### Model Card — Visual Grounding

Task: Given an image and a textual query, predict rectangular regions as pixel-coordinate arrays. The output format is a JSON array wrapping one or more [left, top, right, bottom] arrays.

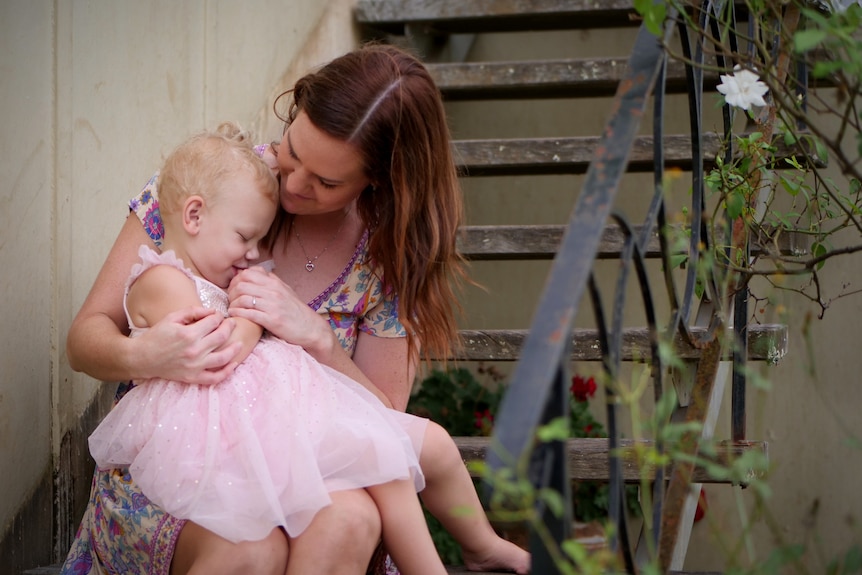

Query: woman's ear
[[183, 196, 205, 235]]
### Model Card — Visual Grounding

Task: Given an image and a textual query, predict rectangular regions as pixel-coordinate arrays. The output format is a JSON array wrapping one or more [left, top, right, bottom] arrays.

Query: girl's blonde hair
[[159, 121, 277, 216]]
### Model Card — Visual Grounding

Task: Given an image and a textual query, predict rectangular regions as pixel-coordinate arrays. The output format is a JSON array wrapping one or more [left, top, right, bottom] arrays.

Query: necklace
[[293, 208, 351, 272]]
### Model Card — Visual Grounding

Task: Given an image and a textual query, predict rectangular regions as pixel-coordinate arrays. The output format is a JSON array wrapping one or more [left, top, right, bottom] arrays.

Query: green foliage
[[408, 367, 642, 565], [634, 0, 862, 318], [632, 3, 862, 573], [408, 365, 505, 437]]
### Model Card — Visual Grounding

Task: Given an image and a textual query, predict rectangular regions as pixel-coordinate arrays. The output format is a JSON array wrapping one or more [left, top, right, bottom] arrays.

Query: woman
[[64, 43, 475, 575]]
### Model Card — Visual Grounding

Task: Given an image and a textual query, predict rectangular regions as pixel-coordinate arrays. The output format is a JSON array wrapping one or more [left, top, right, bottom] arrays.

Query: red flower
[[474, 408, 494, 433], [693, 489, 708, 523], [570, 375, 597, 402]]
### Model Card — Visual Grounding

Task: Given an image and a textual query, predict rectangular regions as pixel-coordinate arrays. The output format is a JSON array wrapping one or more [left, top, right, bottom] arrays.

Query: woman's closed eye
[[286, 128, 348, 191]]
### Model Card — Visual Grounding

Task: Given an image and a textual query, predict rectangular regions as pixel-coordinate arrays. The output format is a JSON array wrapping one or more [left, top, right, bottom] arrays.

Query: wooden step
[[430, 56, 832, 101], [22, 567, 60, 575], [356, 0, 645, 35], [453, 132, 824, 176], [429, 57, 715, 100], [449, 323, 788, 363], [455, 437, 767, 484], [459, 224, 809, 261]]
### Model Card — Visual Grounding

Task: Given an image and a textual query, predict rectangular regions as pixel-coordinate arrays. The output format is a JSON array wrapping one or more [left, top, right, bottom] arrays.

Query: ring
[[252, 297, 257, 308]]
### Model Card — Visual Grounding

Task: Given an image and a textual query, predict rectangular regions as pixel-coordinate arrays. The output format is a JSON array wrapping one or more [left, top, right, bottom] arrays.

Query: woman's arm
[[351, 332, 416, 412], [66, 214, 240, 384], [227, 268, 415, 409]]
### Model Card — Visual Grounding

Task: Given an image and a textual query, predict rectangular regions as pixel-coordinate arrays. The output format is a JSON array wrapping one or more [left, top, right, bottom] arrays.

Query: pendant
[[305, 261, 315, 272]]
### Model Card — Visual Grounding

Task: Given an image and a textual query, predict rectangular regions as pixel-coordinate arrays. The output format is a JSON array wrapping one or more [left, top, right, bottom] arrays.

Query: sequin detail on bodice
[[195, 278, 229, 317], [124, 246, 231, 336]]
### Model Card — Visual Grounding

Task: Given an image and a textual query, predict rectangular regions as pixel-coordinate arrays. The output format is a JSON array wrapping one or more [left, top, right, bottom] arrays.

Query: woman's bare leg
[[172, 488, 381, 575], [286, 489, 382, 575], [420, 421, 531, 574], [366, 479, 447, 575], [171, 522, 288, 575]]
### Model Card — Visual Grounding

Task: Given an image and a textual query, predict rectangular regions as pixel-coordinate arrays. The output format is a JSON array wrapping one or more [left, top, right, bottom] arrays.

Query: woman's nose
[[283, 168, 311, 194]]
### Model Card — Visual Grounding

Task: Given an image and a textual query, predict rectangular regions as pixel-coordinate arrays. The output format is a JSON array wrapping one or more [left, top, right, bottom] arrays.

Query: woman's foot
[[461, 537, 530, 574]]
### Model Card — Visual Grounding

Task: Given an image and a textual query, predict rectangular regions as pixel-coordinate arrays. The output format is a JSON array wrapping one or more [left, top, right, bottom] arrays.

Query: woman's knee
[[172, 523, 288, 575], [286, 489, 381, 571], [327, 489, 382, 545], [228, 532, 289, 575]]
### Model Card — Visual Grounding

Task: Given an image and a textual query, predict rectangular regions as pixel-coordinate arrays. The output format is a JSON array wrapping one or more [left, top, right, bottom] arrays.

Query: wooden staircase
[[355, 1, 809, 574]]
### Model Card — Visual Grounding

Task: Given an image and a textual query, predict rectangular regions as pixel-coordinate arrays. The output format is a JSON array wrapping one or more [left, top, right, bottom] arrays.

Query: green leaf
[[812, 242, 828, 270], [780, 175, 801, 197], [561, 539, 588, 564], [763, 544, 806, 572], [726, 189, 745, 219], [844, 436, 862, 450], [538, 487, 565, 517], [815, 137, 829, 164], [813, 60, 846, 78], [842, 544, 862, 574], [536, 417, 571, 442], [634, 0, 666, 36], [794, 28, 828, 52]]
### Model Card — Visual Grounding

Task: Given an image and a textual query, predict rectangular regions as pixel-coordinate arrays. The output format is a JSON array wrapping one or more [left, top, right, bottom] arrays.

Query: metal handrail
[[484, 2, 755, 572]]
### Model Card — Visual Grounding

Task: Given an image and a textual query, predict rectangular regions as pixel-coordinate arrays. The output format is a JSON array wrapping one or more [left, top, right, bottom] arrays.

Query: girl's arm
[[66, 214, 241, 385], [127, 265, 263, 366]]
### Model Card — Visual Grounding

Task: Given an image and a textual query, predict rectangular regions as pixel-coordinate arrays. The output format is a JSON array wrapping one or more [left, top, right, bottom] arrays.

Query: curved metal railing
[[485, 2, 759, 572]]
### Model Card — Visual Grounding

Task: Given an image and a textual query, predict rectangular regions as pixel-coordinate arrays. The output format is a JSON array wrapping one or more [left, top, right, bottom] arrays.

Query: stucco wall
[[1, 0, 359, 568], [0, 0, 55, 548]]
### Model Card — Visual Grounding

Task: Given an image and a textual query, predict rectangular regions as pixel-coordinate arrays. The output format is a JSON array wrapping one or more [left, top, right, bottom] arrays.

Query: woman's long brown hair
[[272, 43, 467, 364]]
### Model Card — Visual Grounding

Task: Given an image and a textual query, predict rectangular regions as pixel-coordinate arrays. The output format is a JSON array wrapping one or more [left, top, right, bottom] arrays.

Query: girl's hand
[[227, 267, 334, 355], [137, 307, 240, 385]]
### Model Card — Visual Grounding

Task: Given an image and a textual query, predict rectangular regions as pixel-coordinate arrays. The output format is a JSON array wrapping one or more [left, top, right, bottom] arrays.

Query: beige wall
[[1, 0, 55, 535], [1, 0, 359, 564]]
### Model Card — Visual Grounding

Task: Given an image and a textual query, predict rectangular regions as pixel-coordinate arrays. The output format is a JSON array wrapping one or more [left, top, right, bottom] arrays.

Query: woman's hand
[[67, 214, 240, 386], [227, 267, 334, 354], [135, 307, 241, 385]]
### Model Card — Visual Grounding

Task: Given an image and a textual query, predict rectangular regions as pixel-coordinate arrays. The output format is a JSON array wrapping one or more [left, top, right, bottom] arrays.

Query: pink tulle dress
[[88, 246, 427, 543]]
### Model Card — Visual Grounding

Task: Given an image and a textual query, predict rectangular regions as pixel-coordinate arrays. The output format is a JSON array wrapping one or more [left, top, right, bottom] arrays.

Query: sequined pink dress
[[88, 246, 426, 543]]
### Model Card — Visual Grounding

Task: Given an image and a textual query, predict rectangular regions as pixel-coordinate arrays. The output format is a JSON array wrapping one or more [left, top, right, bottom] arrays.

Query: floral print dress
[[61, 170, 406, 575]]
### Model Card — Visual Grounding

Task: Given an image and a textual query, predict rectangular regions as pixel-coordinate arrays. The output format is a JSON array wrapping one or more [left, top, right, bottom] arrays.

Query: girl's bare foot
[[461, 537, 530, 574]]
